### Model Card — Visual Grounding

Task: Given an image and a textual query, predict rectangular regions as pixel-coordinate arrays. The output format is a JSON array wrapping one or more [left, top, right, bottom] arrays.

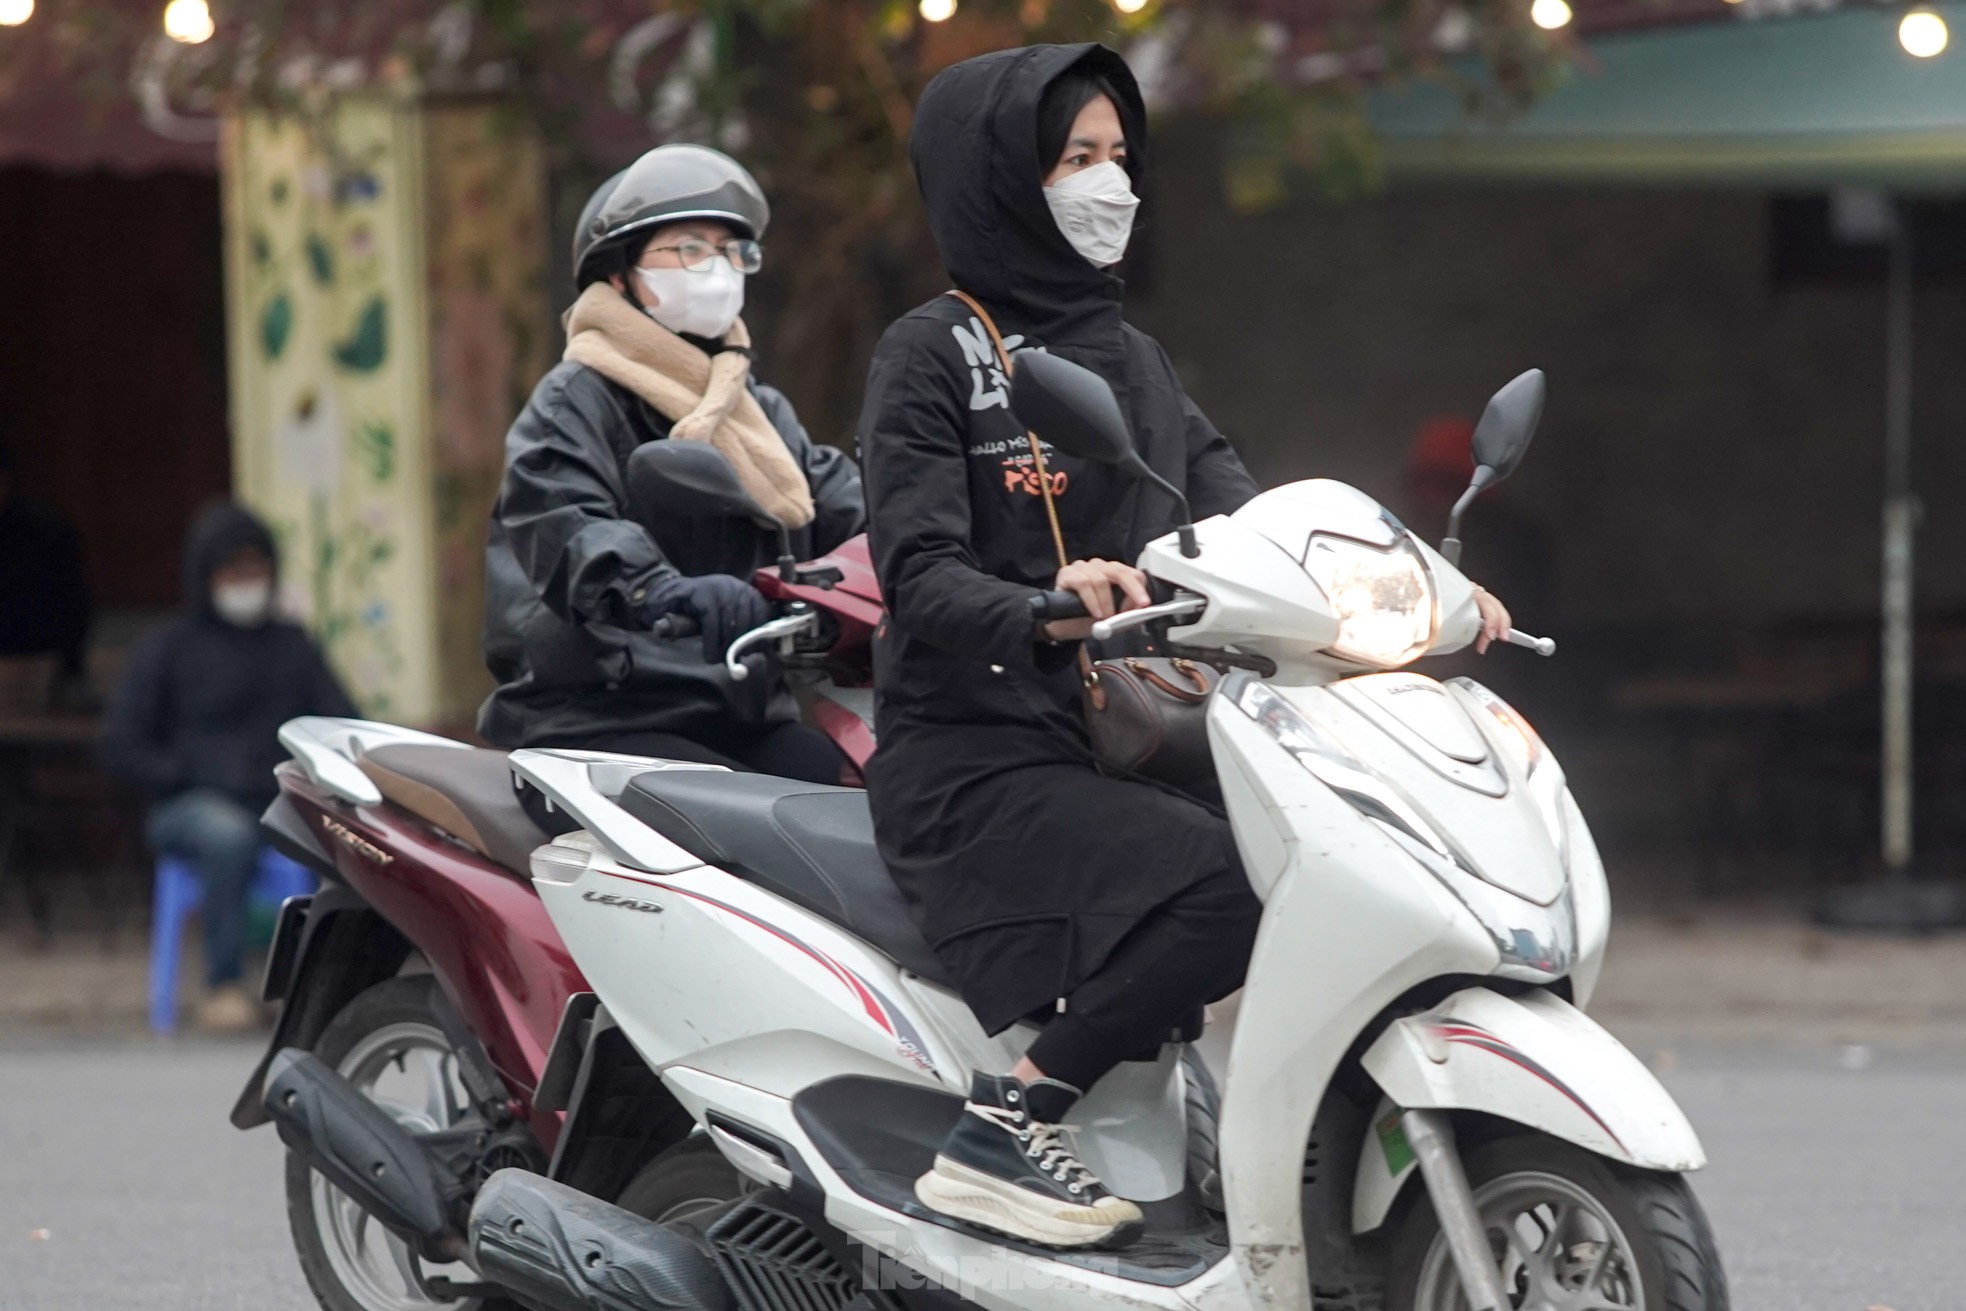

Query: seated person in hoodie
[[480, 145, 863, 785], [102, 503, 355, 1032]]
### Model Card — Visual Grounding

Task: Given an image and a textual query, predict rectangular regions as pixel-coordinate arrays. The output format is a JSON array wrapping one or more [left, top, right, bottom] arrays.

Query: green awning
[[1373, 4, 1966, 188]]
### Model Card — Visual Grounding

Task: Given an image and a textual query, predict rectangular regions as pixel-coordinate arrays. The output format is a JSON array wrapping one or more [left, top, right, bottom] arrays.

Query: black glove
[[641, 575, 772, 665]]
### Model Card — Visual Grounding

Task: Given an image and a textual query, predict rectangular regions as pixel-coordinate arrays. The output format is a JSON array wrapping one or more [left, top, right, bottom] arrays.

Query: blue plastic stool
[[149, 849, 317, 1035]]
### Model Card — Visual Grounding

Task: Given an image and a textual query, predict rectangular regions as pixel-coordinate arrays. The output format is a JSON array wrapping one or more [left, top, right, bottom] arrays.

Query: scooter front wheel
[[1386, 1134, 1728, 1311]]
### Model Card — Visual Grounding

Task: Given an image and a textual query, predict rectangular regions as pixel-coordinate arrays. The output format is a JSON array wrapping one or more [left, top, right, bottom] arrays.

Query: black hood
[[909, 43, 1145, 347], [182, 502, 279, 616]]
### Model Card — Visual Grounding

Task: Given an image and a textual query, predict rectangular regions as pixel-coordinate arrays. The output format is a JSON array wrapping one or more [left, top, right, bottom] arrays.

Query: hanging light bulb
[[163, 0, 215, 44], [0, 0, 33, 26], [1531, 0, 1573, 29], [1113, 0, 1150, 12], [918, 0, 956, 21], [1900, 8, 1948, 57]]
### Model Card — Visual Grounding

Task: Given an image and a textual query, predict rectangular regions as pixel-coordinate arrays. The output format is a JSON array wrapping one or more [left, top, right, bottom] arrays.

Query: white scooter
[[463, 357, 1726, 1311]]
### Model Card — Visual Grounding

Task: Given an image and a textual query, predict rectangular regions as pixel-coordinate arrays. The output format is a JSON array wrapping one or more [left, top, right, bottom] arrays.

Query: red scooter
[[233, 445, 889, 1311]]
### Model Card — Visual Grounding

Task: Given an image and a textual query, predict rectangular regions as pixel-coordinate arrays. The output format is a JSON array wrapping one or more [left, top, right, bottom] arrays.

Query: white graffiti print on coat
[[952, 317, 1033, 412]]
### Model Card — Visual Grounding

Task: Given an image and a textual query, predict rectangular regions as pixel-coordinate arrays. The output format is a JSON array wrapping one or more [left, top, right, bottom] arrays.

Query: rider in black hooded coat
[[859, 43, 1265, 1243]]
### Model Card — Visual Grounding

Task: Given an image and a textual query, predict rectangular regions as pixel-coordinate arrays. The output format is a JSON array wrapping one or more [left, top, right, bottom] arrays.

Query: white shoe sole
[[914, 1158, 1142, 1249]]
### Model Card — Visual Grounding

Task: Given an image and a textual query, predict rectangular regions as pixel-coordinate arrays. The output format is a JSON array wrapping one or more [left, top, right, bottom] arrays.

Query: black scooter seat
[[618, 771, 952, 987]]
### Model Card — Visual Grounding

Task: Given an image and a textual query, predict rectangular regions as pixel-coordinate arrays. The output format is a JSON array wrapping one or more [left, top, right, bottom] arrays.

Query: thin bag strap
[[945, 291, 1070, 572], [946, 290, 1103, 706]]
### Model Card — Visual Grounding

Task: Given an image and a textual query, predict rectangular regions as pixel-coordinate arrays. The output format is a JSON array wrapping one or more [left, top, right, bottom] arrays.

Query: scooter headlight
[[1302, 535, 1436, 668]]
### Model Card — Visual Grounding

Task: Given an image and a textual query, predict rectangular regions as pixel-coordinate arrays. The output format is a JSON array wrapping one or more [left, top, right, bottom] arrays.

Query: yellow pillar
[[220, 95, 551, 728]]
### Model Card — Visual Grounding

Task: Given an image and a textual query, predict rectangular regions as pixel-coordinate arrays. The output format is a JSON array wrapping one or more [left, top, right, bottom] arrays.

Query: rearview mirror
[[626, 440, 796, 579], [626, 441, 775, 529], [1470, 368, 1545, 482], [1008, 350, 1136, 468], [1441, 368, 1546, 567], [1009, 350, 1199, 556]]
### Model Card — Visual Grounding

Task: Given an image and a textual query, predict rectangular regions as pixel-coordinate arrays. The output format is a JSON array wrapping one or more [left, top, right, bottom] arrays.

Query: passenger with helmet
[[481, 145, 864, 784]]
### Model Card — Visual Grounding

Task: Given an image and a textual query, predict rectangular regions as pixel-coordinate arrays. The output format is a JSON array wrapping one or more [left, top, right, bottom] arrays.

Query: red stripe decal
[[1432, 1024, 1493, 1042], [1437, 1025, 1627, 1153], [655, 883, 895, 1036]]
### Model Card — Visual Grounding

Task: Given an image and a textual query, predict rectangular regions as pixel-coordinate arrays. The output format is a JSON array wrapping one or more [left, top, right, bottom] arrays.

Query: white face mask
[[212, 580, 273, 628], [637, 257, 746, 340], [1044, 160, 1140, 268]]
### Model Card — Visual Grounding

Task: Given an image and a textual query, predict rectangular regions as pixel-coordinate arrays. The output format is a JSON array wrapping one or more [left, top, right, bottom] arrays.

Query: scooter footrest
[[790, 1076, 1230, 1288]]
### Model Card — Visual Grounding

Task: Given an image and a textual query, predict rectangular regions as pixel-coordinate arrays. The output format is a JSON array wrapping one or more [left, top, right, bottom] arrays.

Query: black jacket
[[478, 356, 863, 749], [859, 44, 1260, 1032], [101, 505, 356, 814]]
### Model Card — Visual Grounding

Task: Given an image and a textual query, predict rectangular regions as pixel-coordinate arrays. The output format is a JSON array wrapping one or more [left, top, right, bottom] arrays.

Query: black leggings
[[519, 721, 847, 830], [1024, 865, 1262, 1093]]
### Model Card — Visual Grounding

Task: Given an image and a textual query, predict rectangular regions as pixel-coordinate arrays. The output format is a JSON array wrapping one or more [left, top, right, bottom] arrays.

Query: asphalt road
[[0, 1034, 1955, 1310]]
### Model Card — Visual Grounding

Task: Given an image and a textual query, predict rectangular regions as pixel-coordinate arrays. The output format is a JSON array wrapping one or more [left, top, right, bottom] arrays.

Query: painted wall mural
[[222, 97, 549, 727], [424, 105, 553, 720]]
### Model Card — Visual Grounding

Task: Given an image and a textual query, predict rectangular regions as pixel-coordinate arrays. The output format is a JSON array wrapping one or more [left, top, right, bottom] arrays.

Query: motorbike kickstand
[[411, 1253, 498, 1304]]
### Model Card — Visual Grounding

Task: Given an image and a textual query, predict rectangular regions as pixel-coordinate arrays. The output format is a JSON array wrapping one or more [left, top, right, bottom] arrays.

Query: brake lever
[[1089, 595, 1207, 643], [726, 612, 817, 682]]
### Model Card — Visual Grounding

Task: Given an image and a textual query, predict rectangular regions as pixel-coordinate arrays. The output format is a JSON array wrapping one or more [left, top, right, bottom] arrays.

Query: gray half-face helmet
[[572, 144, 771, 289]]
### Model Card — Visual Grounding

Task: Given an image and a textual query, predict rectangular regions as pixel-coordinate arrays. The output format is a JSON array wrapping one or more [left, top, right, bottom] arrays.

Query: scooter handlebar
[[1504, 628, 1556, 657], [1029, 590, 1089, 621]]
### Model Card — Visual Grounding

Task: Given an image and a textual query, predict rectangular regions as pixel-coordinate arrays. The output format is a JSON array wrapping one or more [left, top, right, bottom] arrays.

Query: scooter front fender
[[1353, 986, 1704, 1233]]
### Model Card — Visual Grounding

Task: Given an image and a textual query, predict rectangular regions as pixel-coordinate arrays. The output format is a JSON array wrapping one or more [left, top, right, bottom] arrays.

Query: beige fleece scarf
[[563, 284, 815, 528]]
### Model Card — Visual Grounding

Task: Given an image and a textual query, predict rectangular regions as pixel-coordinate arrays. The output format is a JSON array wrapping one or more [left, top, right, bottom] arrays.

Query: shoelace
[[970, 1103, 1099, 1193], [1025, 1120, 1098, 1191]]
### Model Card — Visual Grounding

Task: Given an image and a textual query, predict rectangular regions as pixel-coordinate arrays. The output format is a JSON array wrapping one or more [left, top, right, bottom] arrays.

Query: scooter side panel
[[1360, 986, 1706, 1193], [896, 974, 1033, 1079], [1209, 701, 1499, 1311], [535, 861, 954, 1089], [671, 1030, 945, 1099], [288, 779, 586, 1101]]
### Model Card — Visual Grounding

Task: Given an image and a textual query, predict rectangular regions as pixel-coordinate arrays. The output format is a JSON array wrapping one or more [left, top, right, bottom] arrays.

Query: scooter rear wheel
[[283, 975, 520, 1311], [1385, 1133, 1728, 1311], [614, 1135, 756, 1225]]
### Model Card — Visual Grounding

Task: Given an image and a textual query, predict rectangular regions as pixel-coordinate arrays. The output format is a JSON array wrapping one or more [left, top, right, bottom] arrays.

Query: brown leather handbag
[[1080, 654, 1219, 785], [947, 290, 1219, 786]]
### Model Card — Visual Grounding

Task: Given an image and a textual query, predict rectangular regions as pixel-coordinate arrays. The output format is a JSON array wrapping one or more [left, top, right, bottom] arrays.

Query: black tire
[[1385, 1133, 1728, 1311], [615, 1136, 754, 1226], [283, 975, 520, 1311], [1179, 1047, 1225, 1212]]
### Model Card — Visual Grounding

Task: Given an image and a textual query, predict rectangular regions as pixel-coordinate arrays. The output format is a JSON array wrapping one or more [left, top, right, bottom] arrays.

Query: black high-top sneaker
[[914, 1072, 1144, 1249]]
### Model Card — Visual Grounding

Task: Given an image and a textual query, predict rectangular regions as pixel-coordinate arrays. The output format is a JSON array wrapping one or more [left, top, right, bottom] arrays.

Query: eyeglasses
[[641, 238, 764, 275]]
